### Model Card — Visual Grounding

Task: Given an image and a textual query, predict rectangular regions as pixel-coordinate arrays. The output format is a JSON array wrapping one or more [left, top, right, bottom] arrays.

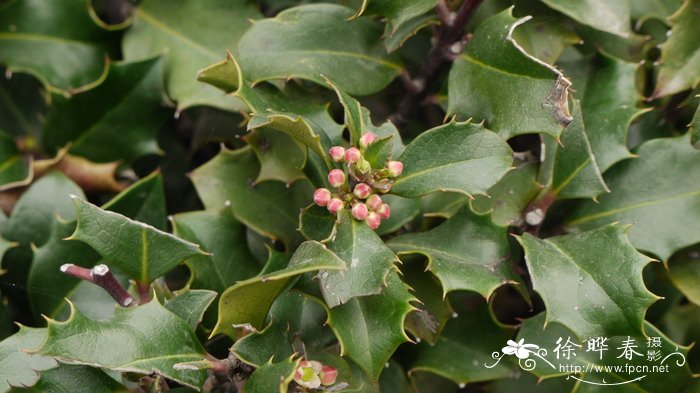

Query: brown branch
[[60, 263, 136, 307], [390, 0, 483, 128]]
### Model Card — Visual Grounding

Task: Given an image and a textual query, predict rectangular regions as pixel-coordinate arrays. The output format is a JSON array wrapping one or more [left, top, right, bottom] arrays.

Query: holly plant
[[0, 0, 699, 392]]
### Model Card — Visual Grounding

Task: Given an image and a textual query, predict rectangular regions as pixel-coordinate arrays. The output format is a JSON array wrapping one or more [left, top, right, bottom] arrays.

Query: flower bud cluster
[[294, 360, 338, 389], [312, 132, 403, 230]]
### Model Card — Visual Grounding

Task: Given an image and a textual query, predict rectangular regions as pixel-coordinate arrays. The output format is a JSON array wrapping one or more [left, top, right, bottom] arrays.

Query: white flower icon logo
[[502, 339, 540, 359]]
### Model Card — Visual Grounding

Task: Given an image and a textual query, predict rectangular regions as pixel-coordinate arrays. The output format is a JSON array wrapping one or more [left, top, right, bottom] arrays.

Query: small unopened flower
[[376, 203, 391, 219], [366, 194, 383, 210], [320, 365, 338, 386], [329, 146, 345, 162], [295, 361, 323, 389], [327, 198, 345, 214], [366, 211, 381, 229], [328, 169, 346, 188], [313, 188, 332, 206], [359, 132, 377, 148], [355, 158, 372, 175], [387, 161, 404, 177], [345, 147, 361, 164], [354, 183, 371, 199], [352, 203, 369, 220]]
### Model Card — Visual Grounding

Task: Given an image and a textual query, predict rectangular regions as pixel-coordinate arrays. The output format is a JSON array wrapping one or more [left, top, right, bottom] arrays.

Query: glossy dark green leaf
[[539, 100, 609, 200], [245, 357, 299, 393], [244, 128, 307, 185], [190, 146, 312, 249], [42, 57, 168, 163], [470, 162, 541, 226], [356, 0, 436, 34], [509, 15, 579, 65], [448, 8, 572, 140], [390, 206, 522, 298], [376, 194, 420, 235], [539, 0, 633, 37], [652, 0, 700, 98], [0, 131, 29, 188], [4, 171, 83, 246], [12, 364, 127, 393], [321, 210, 399, 307], [691, 97, 699, 148], [299, 204, 336, 242], [69, 197, 205, 284], [0, 71, 45, 137], [171, 209, 259, 294], [325, 272, 416, 381], [560, 51, 649, 172], [408, 302, 514, 385], [164, 289, 217, 329], [567, 135, 700, 261], [0, 327, 57, 392], [100, 171, 168, 231], [38, 299, 207, 389], [0, 0, 114, 94], [391, 120, 513, 198], [401, 261, 453, 345], [517, 224, 658, 339], [123, 0, 260, 111], [212, 241, 345, 337], [665, 248, 700, 305], [237, 4, 402, 96]]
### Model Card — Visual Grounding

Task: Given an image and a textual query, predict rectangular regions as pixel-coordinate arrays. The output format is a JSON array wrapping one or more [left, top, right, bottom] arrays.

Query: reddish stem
[[137, 282, 152, 304], [60, 263, 136, 307]]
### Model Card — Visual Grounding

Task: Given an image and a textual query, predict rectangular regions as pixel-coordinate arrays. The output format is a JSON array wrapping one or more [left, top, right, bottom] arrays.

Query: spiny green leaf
[[539, 0, 633, 37], [244, 128, 307, 185], [190, 146, 312, 249], [321, 210, 399, 307], [652, 0, 700, 98], [68, 197, 205, 284], [407, 302, 514, 386], [560, 51, 649, 172], [212, 241, 345, 337], [237, 4, 402, 96], [389, 206, 522, 298], [664, 248, 700, 305], [470, 162, 541, 227], [0, 131, 29, 189], [245, 357, 300, 393], [448, 8, 572, 140], [517, 224, 658, 339], [691, 96, 700, 148], [539, 100, 609, 200], [566, 135, 700, 261], [12, 364, 127, 393], [171, 208, 260, 295], [38, 299, 208, 389], [164, 289, 217, 329], [391, 120, 513, 198], [4, 171, 83, 246], [299, 204, 336, 242], [0, 327, 57, 392], [325, 78, 364, 146], [376, 194, 420, 236], [0, 70, 46, 137], [0, 0, 115, 94], [355, 0, 436, 34], [123, 0, 260, 111], [42, 57, 169, 163], [324, 272, 416, 381], [401, 261, 453, 345]]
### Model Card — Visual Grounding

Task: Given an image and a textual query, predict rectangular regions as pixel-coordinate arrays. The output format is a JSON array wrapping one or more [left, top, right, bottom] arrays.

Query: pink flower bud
[[376, 203, 391, 219], [365, 211, 381, 229], [327, 198, 344, 214], [320, 365, 338, 386], [387, 161, 404, 177], [353, 183, 371, 199], [345, 147, 361, 164], [329, 146, 345, 162], [351, 203, 369, 220], [313, 188, 332, 206], [366, 194, 383, 210], [328, 169, 346, 188], [359, 132, 377, 148]]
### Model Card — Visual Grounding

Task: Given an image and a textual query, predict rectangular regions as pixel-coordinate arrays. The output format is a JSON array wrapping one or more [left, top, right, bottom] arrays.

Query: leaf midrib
[[245, 49, 402, 71], [135, 8, 219, 59], [395, 155, 501, 184]]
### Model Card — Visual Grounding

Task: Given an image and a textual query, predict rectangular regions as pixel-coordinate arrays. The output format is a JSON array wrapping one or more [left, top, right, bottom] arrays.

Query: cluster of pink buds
[[294, 360, 338, 389], [312, 132, 403, 230]]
